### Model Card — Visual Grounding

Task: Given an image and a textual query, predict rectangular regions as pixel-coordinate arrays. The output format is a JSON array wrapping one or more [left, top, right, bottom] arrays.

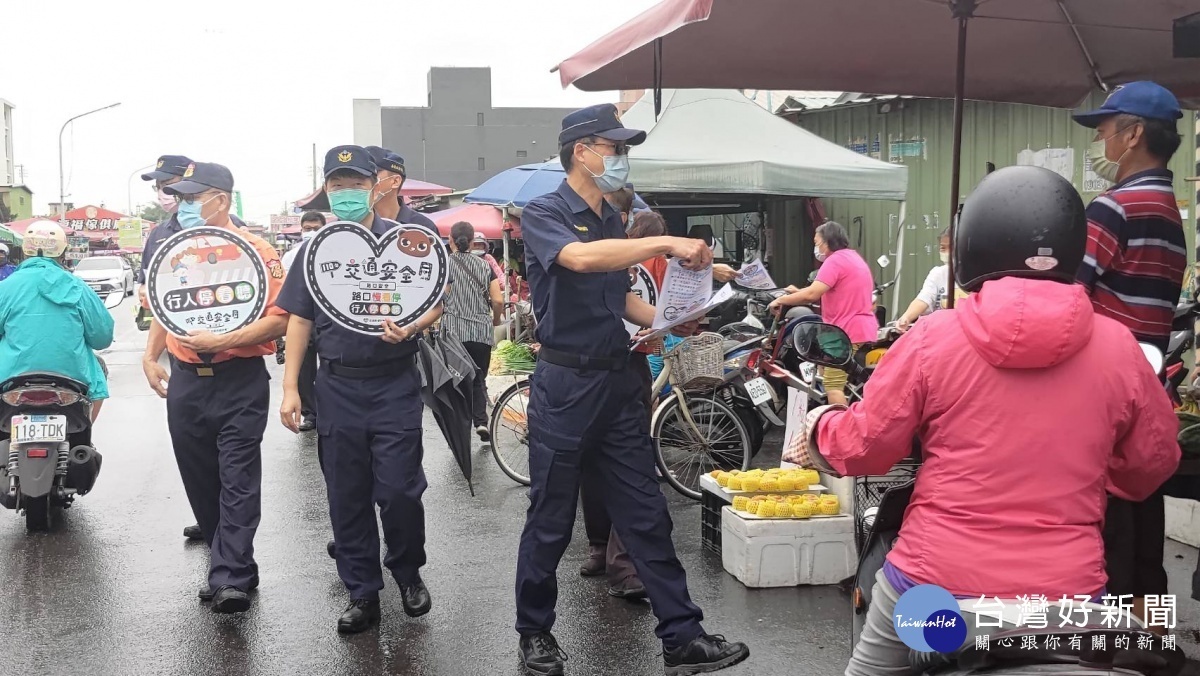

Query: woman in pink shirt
[[768, 221, 877, 404]]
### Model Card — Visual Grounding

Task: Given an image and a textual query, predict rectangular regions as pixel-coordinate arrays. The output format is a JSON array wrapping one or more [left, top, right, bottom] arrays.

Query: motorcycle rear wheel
[[24, 495, 51, 533]]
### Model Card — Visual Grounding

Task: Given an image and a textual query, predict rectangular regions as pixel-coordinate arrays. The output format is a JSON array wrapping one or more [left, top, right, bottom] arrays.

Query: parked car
[[72, 256, 134, 297]]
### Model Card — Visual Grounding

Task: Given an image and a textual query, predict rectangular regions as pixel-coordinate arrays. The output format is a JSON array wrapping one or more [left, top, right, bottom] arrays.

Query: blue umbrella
[[465, 161, 651, 211]]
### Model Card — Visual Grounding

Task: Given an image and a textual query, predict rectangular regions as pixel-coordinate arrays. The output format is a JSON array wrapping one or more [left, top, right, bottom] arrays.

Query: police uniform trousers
[[578, 353, 653, 585], [316, 359, 427, 600], [167, 357, 267, 591], [515, 359, 704, 647]]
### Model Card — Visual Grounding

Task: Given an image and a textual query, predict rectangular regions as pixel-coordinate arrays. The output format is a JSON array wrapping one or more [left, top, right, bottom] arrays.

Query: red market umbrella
[[430, 203, 522, 240], [554, 0, 1200, 307]]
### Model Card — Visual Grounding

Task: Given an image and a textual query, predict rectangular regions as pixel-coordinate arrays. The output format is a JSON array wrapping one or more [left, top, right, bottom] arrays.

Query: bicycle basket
[[666, 332, 725, 390]]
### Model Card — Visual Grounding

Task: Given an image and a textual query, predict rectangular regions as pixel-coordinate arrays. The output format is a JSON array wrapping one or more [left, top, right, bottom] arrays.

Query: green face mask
[[329, 188, 372, 222]]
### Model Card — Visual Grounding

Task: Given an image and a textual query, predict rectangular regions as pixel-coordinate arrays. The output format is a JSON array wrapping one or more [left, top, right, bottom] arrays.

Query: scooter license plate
[[11, 415, 67, 444], [744, 378, 773, 406]]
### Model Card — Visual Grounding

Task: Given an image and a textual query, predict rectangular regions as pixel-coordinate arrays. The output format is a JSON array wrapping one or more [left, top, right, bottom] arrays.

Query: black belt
[[326, 358, 413, 379], [538, 347, 629, 371], [172, 356, 260, 377]]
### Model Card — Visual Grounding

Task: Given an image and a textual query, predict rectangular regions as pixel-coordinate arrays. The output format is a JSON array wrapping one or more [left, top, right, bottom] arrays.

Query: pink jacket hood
[[958, 278, 1093, 370]]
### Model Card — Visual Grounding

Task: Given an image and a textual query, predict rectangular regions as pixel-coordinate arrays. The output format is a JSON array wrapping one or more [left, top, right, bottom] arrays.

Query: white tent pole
[[890, 202, 907, 317]]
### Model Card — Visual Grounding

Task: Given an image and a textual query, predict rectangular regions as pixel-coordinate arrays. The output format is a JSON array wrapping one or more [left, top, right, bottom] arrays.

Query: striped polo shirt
[[1076, 168, 1186, 351], [441, 252, 497, 346]]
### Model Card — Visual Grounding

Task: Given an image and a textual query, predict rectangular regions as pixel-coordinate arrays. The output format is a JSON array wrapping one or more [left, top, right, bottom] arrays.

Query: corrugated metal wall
[[784, 93, 1197, 317]]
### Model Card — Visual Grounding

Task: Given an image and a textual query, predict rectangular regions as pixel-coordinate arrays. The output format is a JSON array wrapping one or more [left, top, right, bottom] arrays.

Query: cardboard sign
[[146, 226, 268, 337], [303, 221, 449, 335], [625, 264, 659, 338]]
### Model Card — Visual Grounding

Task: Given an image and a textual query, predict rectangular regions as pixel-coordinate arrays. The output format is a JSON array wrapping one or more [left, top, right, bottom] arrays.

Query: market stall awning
[[430, 203, 522, 239], [5, 205, 134, 241], [0, 224, 21, 247], [622, 88, 908, 201]]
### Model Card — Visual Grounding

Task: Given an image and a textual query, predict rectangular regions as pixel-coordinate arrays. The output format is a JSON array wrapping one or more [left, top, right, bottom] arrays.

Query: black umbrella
[[417, 332, 476, 496]]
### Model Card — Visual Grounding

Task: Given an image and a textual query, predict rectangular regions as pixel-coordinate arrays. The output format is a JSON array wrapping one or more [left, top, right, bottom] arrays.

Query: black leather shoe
[[199, 575, 259, 602], [183, 524, 203, 541], [475, 425, 490, 441], [607, 580, 647, 601], [211, 586, 251, 614], [519, 632, 566, 676], [337, 599, 380, 634], [579, 548, 605, 577], [298, 416, 316, 432], [663, 633, 749, 675], [327, 540, 336, 559], [399, 579, 431, 618]]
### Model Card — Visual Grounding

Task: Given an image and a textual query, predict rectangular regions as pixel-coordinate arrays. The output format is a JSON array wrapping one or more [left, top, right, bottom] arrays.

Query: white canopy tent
[[622, 88, 908, 201]]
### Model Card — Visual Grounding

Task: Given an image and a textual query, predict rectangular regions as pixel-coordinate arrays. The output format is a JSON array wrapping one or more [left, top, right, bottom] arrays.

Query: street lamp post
[[58, 102, 122, 218], [127, 164, 155, 215]]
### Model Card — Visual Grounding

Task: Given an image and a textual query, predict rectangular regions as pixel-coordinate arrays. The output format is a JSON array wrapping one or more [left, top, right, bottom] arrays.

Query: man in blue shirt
[[278, 145, 442, 634], [514, 104, 749, 676]]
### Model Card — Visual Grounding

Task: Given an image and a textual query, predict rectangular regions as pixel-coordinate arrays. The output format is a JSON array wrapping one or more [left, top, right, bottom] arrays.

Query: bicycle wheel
[[489, 379, 532, 486], [652, 393, 752, 500]]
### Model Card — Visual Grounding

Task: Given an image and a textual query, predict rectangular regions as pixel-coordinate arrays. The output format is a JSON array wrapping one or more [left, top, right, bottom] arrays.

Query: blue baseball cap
[[142, 154, 193, 181], [323, 145, 376, 179], [1073, 81, 1184, 128], [558, 103, 646, 147], [164, 162, 235, 195]]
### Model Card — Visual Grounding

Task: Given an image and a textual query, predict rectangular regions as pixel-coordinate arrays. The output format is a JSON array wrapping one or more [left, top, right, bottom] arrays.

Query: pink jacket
[[815, 277, 1180, 598]]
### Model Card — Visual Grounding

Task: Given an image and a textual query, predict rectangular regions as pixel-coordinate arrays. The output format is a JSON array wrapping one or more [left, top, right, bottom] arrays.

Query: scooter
[[792, 324, 1184, 674], [0, 373, 102, 532]]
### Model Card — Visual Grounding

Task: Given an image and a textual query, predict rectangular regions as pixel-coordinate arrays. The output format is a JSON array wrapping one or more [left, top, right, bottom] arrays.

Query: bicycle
[[650, 333, 754, 500], [488, 372, 533, 486]]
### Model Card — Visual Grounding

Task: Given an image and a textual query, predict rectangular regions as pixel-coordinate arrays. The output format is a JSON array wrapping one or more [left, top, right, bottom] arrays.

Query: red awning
[[4, 206, 134, 241], [430, 203, 521, 240]]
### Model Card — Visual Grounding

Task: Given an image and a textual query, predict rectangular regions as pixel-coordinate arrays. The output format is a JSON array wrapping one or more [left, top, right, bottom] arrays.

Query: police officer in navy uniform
[[139, 154, 253, 543], [363, 146, 438, 231], [141, 162, 290, 614], [278, 145, 440, 634], [514, 104, 749, 675]]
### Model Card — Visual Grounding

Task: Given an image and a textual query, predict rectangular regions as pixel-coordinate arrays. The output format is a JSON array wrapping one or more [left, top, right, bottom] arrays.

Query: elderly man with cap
[[278, 145, 441, 634], [364, 146, 438, 232], [140, 162, 290, 614], [513, 104, 749, 676], [1072, 81, 1188, 629]]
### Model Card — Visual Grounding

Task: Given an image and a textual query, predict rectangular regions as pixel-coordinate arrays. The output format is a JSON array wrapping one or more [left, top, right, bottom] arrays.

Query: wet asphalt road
[[0, 298, 1198, 676]]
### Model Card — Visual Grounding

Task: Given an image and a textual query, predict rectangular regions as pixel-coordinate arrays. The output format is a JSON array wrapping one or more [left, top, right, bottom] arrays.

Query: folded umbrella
[[417, 336, 475, 495]]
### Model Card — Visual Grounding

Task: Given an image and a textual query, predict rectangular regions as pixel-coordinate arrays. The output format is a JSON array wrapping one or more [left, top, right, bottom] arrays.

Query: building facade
[[353, 67, 578, 191], [0, 185, 33, 221]]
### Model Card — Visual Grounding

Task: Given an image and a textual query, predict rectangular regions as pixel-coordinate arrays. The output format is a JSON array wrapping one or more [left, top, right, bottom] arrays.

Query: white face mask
[[301, 230, 317, 241], [814, 246, 827, 263], [1089, 126, 1134, 184], [939, 251, 949, 264]]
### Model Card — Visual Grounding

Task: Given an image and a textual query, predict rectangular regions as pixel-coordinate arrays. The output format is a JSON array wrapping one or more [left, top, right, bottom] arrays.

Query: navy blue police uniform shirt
[[276, 215, 422, 367], [142, 213, 249, 273], [521, 180, 631, 357], [398, 204, 437, 232]]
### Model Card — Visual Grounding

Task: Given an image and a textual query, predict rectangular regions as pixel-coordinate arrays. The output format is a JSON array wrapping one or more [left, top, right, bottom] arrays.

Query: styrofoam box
[[721, 506, 855, 587]]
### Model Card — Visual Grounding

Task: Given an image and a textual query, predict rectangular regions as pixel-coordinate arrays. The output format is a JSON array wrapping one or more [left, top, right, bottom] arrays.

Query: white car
[[73, 256, 134, 297]]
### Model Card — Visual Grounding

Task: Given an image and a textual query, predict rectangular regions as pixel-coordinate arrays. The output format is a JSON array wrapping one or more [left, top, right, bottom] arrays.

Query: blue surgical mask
[[329, 188, 372, 222], [177, 196, 216, 229], [585, 146, 631, 193]]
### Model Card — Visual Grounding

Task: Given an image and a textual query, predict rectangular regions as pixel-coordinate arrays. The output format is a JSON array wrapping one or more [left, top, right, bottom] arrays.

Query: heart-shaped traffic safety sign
[[304, 221, 449, 335], [625, 264, 658, 338], [146, 226, 268, 337]]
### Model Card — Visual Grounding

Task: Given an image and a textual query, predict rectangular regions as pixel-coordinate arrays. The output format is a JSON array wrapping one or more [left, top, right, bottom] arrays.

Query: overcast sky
[[5, 0, 659, 223]]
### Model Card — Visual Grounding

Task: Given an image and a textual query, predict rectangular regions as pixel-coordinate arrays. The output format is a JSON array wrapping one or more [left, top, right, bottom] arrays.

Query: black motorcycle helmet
[[953, 165, 1086, 292]]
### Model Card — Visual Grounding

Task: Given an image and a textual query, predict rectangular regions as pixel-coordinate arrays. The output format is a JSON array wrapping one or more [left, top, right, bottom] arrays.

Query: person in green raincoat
[[0, 220, 113, 420]]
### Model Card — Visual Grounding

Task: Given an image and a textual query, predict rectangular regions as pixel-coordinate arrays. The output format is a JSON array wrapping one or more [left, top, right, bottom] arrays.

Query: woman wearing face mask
[[767, 221, 878, 406], [895, 228, 956, 331], [443, 221, 504, 439]]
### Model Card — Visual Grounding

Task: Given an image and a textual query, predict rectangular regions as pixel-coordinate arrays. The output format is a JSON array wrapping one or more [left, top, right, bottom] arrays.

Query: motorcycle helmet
[[22, 220, 69, 259], [0, 243, 8, 260], [953, 165, 1085, 292]]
